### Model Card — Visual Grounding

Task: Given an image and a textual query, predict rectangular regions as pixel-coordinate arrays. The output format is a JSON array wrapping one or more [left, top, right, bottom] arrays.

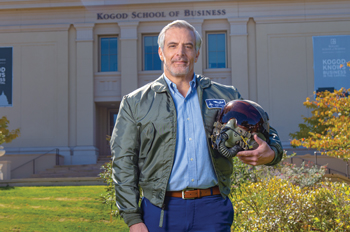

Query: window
[[207, 33, 226, 69], [100, 37, 118, 72], [144, 35, 162, 71]]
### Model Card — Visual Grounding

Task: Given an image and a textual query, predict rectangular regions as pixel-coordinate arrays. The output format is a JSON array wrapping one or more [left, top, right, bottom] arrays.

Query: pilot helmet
[[210, 100, 270, 158]]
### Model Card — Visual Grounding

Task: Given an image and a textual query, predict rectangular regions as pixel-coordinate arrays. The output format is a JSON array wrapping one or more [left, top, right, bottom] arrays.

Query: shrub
[[277, 161, 326, 188], [99, 160, 142, 220], [231, 152, 327, 190], [99, 161, 120, 221], [230, 178, 350, 231]]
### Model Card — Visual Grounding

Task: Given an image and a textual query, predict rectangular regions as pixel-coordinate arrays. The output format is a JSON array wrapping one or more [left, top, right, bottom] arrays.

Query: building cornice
[[0, 1, 349, 28], [254, 14, 350, 24], [0, 0, 232, 10], [0, 23, 71, 33]]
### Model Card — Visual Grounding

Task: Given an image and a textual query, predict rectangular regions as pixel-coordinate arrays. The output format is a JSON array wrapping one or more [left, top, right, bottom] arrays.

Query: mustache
[[171, 59, 188, 63]]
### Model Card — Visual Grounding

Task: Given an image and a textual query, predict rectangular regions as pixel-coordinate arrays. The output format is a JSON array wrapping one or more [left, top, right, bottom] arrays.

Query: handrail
[[314, 151, 349, 178], [290, 156, 349, 179], [11, 148, 60, 174]]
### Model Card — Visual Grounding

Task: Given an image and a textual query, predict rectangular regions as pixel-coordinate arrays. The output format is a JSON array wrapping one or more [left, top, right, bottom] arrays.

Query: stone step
[[34, 169, 101, 174], [98, 156, 112, 162], [39, 169, 102, 174], [31, 171, 102, 178], [31, 172, 101, 178], [98, 158, 111, 162], [50, 165, 104, 170], [30, 157, 111, 179]]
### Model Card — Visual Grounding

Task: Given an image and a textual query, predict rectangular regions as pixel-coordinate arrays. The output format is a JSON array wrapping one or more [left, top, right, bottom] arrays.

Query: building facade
[[1, 0, 350, 166]]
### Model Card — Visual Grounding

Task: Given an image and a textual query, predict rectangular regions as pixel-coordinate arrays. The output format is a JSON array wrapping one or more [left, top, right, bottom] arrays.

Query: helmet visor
[[217, 100, 264, 133]]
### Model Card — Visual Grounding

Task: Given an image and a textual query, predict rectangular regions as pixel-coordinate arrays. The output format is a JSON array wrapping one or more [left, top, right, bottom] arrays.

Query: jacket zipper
[[197, 81, 221, 188]]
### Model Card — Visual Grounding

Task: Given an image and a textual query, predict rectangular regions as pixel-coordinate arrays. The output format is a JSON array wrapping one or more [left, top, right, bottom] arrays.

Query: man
[[110, 20, 283, 232]]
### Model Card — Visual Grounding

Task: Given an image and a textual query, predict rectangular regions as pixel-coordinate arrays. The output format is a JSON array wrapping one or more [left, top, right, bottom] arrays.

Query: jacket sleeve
[[265, 125, 284, 166], [110, 96, 142, 227], [233, 87, 283, 166]]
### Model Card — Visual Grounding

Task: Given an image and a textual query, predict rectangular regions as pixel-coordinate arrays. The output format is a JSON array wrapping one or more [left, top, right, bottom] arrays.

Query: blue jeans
[[141, 195, 234, 232]]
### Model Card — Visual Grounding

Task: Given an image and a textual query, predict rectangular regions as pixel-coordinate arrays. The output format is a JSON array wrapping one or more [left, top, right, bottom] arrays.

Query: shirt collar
[[163, 73, 197, 94]]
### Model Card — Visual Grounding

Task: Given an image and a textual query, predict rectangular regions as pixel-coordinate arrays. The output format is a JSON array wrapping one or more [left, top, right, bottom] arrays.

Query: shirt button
[[191, 179, 194, 182], [190, 158, 193, 161], [189, 138, 192, 141], [187, 118, 190, 121]]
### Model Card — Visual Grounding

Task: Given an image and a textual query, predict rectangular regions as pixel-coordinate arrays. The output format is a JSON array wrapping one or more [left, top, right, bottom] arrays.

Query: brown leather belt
[[165, 186, 220, 199]]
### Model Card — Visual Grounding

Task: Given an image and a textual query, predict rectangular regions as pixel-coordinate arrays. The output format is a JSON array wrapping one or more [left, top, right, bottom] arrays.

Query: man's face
[[159, 27, 199, 79]]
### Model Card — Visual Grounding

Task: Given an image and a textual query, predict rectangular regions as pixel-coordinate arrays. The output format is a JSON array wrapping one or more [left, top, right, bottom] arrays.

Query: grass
[[0, 185, 129, 232]]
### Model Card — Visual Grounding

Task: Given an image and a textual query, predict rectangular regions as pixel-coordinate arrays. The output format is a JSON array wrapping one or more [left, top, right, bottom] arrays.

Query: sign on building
[[313, 35, 350, 92], [0, 47, 13, 107]]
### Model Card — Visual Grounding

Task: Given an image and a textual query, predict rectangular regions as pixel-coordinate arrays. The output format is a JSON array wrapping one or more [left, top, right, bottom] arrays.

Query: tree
[[0, 116, 20, 145], [290, 88, 350, 161]]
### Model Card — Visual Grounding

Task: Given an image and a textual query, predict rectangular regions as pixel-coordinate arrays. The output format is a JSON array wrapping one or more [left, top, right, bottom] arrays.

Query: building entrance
[[96, 102, 120, 158]]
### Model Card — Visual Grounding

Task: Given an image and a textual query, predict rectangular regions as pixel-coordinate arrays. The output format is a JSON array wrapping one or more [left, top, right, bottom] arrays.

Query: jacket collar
[[151, 74, 168, 93], [151, 74, 211, 93], [196, 74, 211, 89]]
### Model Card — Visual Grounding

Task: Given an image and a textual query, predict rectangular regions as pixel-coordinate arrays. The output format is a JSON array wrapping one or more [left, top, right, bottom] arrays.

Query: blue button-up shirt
[[164, 74, 218, 191]]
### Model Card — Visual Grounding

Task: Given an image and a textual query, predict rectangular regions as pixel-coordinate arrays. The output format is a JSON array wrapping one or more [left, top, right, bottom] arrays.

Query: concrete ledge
[[0, 177, 105, 187]]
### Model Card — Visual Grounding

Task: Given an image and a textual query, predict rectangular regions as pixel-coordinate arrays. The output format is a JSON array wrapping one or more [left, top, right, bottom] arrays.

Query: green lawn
[[0, 185, 129, 232]]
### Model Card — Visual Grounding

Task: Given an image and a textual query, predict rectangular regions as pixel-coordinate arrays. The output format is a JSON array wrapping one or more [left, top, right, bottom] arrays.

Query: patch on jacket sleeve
[[205, 99, 226, 109]]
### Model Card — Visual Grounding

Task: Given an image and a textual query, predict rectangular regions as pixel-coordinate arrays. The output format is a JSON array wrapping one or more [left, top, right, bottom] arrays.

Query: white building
[[0, 0, 349, 169]]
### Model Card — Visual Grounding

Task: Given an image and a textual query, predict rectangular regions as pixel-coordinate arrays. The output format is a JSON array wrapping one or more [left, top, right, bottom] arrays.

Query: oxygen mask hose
[[217, 129, 243, 158]]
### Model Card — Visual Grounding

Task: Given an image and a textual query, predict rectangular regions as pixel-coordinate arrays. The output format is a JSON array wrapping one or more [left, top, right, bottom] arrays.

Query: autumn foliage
[[231, 177, 350, 231], [290, 88, 350, 160], [0, 116, 20, 145]]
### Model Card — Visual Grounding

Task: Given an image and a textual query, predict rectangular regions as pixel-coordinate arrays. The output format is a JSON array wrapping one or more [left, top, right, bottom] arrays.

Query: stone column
[[72, 23, 98, 165], [119, 21, 139, 97], [0, 161, 11, 180], [187, 19, 204, 75], [228, 18, 250, 98]]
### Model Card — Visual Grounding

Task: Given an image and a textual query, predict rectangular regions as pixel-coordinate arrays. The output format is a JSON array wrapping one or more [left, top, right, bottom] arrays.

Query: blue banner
[[0, 47, 13, 107], [313, 35, 350, 92]]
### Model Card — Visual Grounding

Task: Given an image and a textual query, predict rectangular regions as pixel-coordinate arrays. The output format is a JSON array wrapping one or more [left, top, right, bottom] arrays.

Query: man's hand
[[236, 134, 275, 166], [130, 222, 149, 232]]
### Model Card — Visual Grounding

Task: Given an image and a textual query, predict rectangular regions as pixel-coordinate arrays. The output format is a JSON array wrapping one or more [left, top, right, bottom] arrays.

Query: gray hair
[[158, 20, 202, 52]]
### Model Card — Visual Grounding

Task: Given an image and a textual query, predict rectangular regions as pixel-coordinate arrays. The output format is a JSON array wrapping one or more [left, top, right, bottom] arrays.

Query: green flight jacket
[[110, 74, 283, 227]]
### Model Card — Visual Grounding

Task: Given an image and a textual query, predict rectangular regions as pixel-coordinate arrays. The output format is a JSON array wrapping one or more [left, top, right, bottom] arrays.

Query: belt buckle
[[182, 188, 195, 200]]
